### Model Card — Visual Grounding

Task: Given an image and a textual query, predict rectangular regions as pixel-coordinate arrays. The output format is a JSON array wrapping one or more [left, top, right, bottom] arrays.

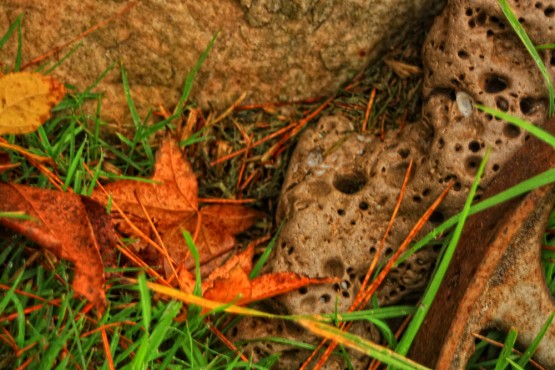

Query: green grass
[[1, 5, 555, 369]]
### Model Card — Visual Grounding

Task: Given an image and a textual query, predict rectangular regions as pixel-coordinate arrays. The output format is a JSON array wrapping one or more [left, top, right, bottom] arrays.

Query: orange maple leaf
[[179, 244, 338, 309], [0, 183, 117, 312], [92, 137, 261, 276]]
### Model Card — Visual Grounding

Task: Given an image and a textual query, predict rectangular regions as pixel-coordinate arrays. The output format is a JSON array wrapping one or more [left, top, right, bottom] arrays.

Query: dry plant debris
[[92, 137, 262, 276]]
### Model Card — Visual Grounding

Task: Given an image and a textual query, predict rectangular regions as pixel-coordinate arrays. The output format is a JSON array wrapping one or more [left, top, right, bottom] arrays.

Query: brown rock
[[271, 0, 554, 316], [235, 0, 555, 367], [0, 0, 444, 126]]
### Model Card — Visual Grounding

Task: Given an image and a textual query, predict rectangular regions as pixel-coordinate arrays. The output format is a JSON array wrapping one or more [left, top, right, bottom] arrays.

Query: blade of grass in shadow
[[14, 15, 22, 71], [394, 147, 491, 356], [250, 220, 285, 279], [174, 33, 218, 115], [498, 0, 554, 115], [0, 14, 22, 51], [183, 230, 202, 297], [137, 272, 151, 332], [494, 327, 518, 370]]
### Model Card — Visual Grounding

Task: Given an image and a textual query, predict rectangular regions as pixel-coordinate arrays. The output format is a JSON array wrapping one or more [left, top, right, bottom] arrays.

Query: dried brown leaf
[[93, 136, 261, 276], [0, 183, 117, 312]]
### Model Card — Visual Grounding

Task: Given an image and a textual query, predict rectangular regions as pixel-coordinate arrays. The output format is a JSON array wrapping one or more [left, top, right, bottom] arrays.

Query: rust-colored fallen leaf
[[0, 72, 66, 135], [0, 182, 117, 312], [180, 244, 337, 308], [92, 137, 262, 276]]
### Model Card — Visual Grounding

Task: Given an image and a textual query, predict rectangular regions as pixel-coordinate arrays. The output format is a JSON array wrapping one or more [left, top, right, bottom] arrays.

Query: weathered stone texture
[[1, 0, 444, 125], [231, 0, 555, 367]]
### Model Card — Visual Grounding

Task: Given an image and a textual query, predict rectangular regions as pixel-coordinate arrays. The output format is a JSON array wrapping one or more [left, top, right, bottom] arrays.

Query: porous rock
[[233, 0, 555, 366], [0, 0, 444, 126]]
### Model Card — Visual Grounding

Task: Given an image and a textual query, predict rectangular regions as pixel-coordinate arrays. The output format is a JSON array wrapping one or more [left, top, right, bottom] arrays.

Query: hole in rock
[[503, 124, 521, 138], [492, 164, 500, 172], [465, 156, 482, 175], [287, 246, 295, 255], [323, 258, 344, 277], [298, 287, 308, 294], [333, 170, 367, 194], [230, 327, 238, 337], [341, 280, 350, 289], [423, 188, 431, 196], [535, 2, 543, 8], [468, 19, 476, 28], [545, 6, 554, 16], [484, 74, 509, 93], [458, 50, 469, 59], [342, 291, 350, 298], [359, 201, 369, 210], [429, 211, 445, 225], [438, 137, 445, 149], [320, 294, 331, 303], [468, 140, 481, 152], [454, 182, 462, 191], [398, 148, 410, 158], [519, 97, 544, 115], [495, 96, 509, 111], [466, 8, 473, 16], [476, 12, 487, 26], [337, 209, 345, 216], [413, 195, 422, 203], [333, 283, 340, 292]]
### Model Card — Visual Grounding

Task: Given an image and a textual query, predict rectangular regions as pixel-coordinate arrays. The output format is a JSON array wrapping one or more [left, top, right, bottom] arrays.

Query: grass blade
[[476, 104, 555, 148], [516, 312, 555, 367], [297, 319, 430, 370], [494, 328, 518, 370], [498, 0, 554, 115], [137, 272, 151, 332]]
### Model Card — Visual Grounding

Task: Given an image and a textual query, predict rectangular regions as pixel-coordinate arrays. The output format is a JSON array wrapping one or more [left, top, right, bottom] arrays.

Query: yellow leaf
[[0, 72, 65, 135]]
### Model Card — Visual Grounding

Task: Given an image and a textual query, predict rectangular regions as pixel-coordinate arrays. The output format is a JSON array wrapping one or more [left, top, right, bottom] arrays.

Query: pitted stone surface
[[236, 0, 555, 367], [1, 0, 444, 126], [270, 0, 554, 316]]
